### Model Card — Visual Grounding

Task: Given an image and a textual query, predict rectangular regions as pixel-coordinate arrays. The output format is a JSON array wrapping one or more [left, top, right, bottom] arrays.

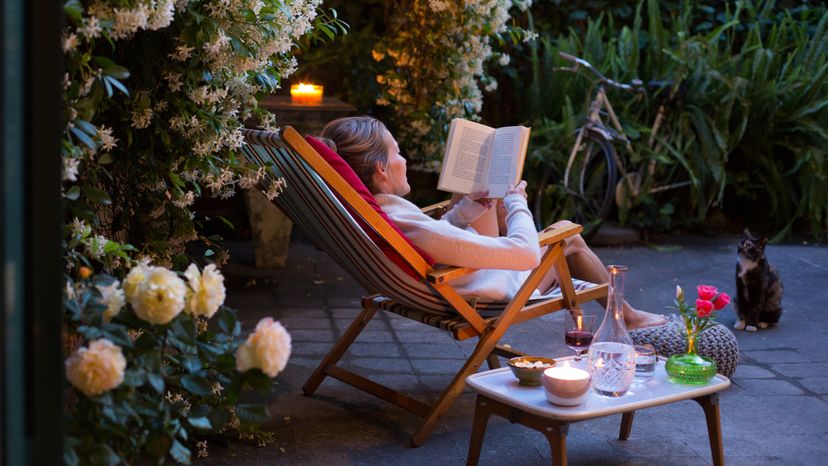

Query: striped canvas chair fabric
[[240, 126, 608, 446]]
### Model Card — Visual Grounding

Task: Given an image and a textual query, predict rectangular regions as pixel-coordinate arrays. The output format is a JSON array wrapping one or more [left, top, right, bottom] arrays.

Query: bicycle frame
[[560, 53, 690, 200]]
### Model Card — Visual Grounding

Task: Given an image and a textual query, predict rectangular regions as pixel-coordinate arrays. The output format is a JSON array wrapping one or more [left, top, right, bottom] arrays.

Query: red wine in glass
[[564, 313, 595, 361], [565, 330, 594, 349]]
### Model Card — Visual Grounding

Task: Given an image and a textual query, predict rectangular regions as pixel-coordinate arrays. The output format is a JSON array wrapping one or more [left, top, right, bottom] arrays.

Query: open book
[[437, 119, 531, 198]]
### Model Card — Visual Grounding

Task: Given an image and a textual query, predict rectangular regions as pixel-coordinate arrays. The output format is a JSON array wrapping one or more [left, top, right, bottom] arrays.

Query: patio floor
[[197, 234, 828, 465]]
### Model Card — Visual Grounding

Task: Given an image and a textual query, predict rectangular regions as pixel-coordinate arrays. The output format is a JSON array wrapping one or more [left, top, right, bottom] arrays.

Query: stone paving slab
[[197, 236, 828, 465]]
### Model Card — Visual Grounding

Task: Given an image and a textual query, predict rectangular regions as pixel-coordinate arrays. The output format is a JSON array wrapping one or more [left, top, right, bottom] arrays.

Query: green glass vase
[[665, 333, 717, 385]]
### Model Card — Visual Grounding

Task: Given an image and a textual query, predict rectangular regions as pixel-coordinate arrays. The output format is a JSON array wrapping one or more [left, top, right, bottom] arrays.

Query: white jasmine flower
[[85, 235, 108, 259], [498, 54, 510, 66], [262, 178, 286, 200], [63, 33, 79, 53], [148, 0, 175, 30], [172, 191, 195, 208], [130, 108, 153, 129], [169, 43, 195, 61], [97, 126, 118, 152], [164, 71, 183, 92], [235, 317, 291, 378], [96, 280, 125, 323], [63, 158, 80, 182], [78, 16, 103, 39], [65, 339, 126, 397]]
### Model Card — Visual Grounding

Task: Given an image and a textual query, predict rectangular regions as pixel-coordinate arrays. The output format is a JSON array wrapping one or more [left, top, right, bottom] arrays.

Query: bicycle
[[532, 52, 691, 238]]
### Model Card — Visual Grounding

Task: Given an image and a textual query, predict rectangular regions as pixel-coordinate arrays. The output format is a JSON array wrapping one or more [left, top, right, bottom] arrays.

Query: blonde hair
[[321, 116, 391, 193]]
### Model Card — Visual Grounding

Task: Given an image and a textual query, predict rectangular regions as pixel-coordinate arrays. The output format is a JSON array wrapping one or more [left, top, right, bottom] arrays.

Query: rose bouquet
[[674, 284, 731, 354], [666, 284, 731, 384]]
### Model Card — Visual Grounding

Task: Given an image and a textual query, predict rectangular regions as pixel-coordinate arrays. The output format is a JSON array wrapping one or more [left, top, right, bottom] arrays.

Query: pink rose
[[696, 299, 714, 318], [713, 292, 730, 310], [697, 285, 718, 301]]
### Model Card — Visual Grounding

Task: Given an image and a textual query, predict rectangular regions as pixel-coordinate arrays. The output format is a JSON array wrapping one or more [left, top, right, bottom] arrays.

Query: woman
[[321, 116, 665, 329]]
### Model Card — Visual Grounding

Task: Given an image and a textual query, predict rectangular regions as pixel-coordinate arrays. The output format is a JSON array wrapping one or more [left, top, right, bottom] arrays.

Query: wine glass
[[564, 311, 595, 362]]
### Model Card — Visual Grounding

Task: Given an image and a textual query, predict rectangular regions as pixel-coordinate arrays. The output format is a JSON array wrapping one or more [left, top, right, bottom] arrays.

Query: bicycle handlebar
[[558, 52, 643, 92]]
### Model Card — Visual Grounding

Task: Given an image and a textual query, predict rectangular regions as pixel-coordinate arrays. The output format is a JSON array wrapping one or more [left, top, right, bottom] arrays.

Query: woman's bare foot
[[625, 309, 667, 330]]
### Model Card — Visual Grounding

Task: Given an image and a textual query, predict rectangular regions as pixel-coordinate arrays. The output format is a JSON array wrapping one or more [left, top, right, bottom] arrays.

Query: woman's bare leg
[[541, 220, 666, 330]]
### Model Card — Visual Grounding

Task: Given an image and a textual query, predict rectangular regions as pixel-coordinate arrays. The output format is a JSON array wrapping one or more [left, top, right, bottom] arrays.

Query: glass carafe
[[588, 265, 636, 397]]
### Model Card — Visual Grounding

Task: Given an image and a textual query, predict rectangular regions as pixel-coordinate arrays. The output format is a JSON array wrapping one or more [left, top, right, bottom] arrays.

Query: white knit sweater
[[375, 193, 542, 301]]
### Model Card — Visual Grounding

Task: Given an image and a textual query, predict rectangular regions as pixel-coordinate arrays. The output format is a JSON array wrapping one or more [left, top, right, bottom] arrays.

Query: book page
[[487, 126, 530, 198], [437, 120, 495, 194]]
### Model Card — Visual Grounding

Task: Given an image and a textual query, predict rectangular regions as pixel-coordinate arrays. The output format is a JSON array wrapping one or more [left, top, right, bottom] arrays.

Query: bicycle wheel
[[533, 131, 617, 241], [567, 131, 617, 238]]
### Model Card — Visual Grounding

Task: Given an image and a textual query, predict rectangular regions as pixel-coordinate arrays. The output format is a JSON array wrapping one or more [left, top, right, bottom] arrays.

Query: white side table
[[465, 356, 730, 466]]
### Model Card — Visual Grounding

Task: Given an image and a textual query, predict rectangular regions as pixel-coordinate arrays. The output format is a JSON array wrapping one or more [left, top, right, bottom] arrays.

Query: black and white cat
[[735, 229, 784, 332]]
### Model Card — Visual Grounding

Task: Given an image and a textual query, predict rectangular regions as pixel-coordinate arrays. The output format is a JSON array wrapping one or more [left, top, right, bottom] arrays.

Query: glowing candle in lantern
[[542, 361, 592, 406], [290, 83, 324, 105]]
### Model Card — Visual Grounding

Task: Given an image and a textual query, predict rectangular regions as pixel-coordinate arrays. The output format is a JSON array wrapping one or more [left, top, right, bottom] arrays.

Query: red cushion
[[305, 136, 435, 277]]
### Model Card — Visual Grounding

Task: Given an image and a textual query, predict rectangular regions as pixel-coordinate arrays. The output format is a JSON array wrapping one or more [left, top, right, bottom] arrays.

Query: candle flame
[[295, 83, 318, 92]]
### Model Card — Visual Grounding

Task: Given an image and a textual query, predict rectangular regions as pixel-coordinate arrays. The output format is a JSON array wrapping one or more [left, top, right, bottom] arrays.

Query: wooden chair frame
[[244, 126, 608, 447]]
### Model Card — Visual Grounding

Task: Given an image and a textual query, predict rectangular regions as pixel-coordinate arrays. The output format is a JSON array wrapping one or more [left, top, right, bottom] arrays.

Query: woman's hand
[[505, 180, 528, 200], [468, 191, 493, 209]]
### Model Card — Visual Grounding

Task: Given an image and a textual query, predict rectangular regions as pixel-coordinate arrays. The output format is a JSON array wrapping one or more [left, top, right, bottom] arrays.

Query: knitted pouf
[[629, 315, 740, 378]]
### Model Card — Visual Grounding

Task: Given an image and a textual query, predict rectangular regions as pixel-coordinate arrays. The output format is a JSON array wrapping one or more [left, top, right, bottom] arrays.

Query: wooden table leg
[[694, 393, 724, 466], [619, 411, 635, 440], [543, 422, 569, 466], [467, 395, 493, 466]]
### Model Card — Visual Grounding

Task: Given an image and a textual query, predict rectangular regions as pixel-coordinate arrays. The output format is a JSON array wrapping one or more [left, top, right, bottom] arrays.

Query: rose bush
[[65, 262, 293, 464], [61, 1, 342, 464]]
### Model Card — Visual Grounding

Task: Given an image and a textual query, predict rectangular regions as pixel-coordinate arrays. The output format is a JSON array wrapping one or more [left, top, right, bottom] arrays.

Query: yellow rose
[[125, 264, 187, 325], [235, 318, 291, 378], [184, 263, 226, 319], [65, 339, 127, 397], [96, 280, 125, 323]]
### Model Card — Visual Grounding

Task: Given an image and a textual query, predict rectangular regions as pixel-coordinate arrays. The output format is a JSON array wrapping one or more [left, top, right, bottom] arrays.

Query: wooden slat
[[420, 199, 450, 217], [538, 223, 583, 246], [427, 265, 473, 284], [324, 366, 431, 417]]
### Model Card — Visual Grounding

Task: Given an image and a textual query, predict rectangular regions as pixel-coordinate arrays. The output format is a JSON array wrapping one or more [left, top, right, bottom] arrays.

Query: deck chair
[[240, 126, 608, 446]]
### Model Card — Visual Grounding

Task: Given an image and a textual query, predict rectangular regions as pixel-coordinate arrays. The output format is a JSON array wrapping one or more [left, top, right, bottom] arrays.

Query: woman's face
[[375, 131, 410, 196]]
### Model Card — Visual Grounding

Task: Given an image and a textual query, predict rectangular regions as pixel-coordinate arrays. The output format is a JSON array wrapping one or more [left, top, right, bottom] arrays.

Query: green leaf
[[70, 126, 97, 150], [186, 416, 212, 430], [234, 403, 270, 424], [63, 0, 83, 20], [65, 186, 81, 200], [216, 307, 239, 335], [244, 369, 272, 391], [102, 65, 130, 80], [147, 373, 165, 394], [182, 357, 203, 374], [98, 152, 114, 164], [169, 439, 191, 464], [122, 368, 146, 387], [87, 443, 120, 466], [180, 374, 212, 396], [83, 186, 112, 205], [104, 76, 129, 96]]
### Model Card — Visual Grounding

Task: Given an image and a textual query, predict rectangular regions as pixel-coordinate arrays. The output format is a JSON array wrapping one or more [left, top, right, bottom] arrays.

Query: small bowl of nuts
[[507, 356, 556, 386]]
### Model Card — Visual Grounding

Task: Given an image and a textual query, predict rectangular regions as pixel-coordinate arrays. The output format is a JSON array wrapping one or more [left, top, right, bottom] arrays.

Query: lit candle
[[542, 361, 592, 406], [290, 83, 324, 105]]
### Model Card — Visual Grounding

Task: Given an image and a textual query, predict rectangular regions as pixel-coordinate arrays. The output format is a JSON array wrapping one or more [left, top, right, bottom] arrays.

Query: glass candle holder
[[290, 83, 323, 105]]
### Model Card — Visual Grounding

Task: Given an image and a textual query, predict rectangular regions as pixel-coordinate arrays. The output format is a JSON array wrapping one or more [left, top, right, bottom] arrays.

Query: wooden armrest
[[426, 265, 473, 284], [538, 223, 583, 247], [420, 200, 450, 219]]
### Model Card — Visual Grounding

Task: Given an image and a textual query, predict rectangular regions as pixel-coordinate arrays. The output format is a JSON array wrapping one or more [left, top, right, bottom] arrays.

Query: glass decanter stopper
[[588, 265, 636, 397]]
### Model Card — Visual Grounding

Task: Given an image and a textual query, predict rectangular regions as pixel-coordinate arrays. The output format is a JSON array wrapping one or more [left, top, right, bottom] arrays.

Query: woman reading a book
[[320, 116, 665, 329]]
